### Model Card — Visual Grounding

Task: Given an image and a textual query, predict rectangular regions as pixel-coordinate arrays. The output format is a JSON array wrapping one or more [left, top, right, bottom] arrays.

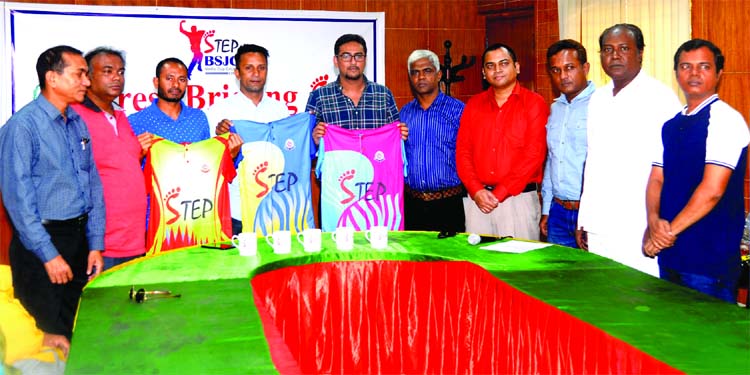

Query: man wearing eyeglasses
[[305, 34, 407, 228], [576, 24, 681, 276], [306, 34, 407, 143], [456, 43, 549, 240]]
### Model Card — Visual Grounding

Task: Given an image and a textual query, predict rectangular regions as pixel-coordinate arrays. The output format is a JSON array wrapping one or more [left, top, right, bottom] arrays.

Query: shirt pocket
[[77, 143, 93, 172], [74, 128, 93, 172], [570, 118, 587, 154]]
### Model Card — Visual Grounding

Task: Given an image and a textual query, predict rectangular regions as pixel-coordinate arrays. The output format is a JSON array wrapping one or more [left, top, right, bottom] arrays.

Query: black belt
[[405, 185, 466, 201], [41, 214, 88, 226], [484, 183, 539, 193]]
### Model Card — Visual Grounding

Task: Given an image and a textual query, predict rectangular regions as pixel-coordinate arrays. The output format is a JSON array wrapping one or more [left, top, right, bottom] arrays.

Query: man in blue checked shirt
[[307, 34, 408, 144], [0, 45, 105, 339], [539, 40, 595, 248], [400, 50, 465, 237]]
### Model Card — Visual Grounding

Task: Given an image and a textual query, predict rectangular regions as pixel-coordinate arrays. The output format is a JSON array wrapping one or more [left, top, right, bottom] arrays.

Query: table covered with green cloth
[[66, 232, 749, 374]]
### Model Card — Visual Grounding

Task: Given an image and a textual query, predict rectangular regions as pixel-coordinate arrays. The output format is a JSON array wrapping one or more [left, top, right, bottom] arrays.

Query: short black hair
[[599, 23, 645, 51], [36, 45, 83, 89], [234, 44, 269, 69], [155, 57, 187, 78], [546, 39, 587, 68], [482, 43, 517, 65], [334, 34, 367, 56], [673, 38, 724, 71], [84, 47, 126, 72]]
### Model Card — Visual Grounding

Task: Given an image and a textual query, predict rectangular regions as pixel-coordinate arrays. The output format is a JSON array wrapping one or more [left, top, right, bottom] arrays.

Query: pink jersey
[[316, 122, 405, 231]]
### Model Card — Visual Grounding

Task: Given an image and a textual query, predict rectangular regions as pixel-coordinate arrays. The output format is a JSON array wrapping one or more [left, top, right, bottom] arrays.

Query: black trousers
[[9, 217, 89, 339], [404, 193, 466, 233]]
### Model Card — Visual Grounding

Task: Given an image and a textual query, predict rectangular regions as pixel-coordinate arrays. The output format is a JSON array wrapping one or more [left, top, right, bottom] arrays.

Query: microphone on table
[[467, 233, 512, 245]]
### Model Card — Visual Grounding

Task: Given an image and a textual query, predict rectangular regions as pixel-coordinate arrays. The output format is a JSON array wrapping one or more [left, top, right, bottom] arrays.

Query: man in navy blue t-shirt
[[644, 39, 749, 303]]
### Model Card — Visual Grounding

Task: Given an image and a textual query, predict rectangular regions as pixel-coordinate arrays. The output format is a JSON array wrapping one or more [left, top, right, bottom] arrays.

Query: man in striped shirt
[[400, 50, 465, 237]]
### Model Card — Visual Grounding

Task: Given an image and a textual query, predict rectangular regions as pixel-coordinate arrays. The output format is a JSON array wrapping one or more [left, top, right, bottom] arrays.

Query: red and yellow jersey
[[144, 134, 235, 255]]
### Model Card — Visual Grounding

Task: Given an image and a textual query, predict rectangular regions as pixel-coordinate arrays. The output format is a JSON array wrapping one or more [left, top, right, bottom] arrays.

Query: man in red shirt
[[456, 43, 549, 239], [71, 47, 152, 270]]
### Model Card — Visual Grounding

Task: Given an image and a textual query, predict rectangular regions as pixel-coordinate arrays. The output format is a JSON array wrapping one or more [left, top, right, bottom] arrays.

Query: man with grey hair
[[400, 49, 465, 237], [71, 47, 152, 270]]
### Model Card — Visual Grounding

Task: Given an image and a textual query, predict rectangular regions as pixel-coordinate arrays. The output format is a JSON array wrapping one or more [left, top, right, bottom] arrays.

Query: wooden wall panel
[[300, 0, 367, 12], [476, 0, 559, 103], [369, 0, 429, 29], [424, 1, 486, 104], [426, 28, 486, 105], [430, 0, 485, 29], [385, 29, 429, 108], [696, 0, 750, 73], [534, 0, 560, 104], [692, 0, 750, 212], [83, 0, 155, 5], [230, 0, 301, 9], [158, 0, 221, 7]]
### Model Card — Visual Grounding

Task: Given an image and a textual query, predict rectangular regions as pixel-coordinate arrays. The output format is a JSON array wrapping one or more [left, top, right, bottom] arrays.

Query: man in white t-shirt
[[643, 39, 749, 302], [206, 44, 289, 234]]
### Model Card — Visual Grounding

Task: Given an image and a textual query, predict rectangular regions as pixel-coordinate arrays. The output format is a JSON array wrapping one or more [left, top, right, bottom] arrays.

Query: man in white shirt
[[576, 24, 681, 276], [206, 44, 289, 234]]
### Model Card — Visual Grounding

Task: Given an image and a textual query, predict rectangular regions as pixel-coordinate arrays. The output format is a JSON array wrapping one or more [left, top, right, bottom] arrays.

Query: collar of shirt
[[605, 69, 652, 98], [36, 94, 81, 124], [483, 81, 522, 110], [404, 91, 448, 113], [333, 75, 372, 90], [682, 94, 719, 116], [553, 80, 596, 106], [150, 98, 185, 116], [81, 96, 103, 113], [80, 95, 124, 113]]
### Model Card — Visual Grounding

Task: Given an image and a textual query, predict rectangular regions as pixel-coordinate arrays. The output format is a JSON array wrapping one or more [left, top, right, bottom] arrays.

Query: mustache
[[157, 87, 185, 102]]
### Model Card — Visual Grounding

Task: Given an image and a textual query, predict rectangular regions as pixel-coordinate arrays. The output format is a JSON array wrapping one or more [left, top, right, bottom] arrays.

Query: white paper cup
[[296, 228, 322, 252], [331, 226, 354, 251], [365, 225, 388, 249], [231, 232, 257, 256], [265, 230, 292, 254]]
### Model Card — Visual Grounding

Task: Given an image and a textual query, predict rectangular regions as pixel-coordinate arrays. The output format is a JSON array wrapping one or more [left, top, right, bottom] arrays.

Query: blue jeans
[[103, 254, 144, 271], [547, 200, 579, 248], [660, 267, 737, 303]]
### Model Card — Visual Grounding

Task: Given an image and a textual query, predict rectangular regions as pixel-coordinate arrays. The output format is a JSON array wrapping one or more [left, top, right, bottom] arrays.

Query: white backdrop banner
[[1, 2, 385, 124]]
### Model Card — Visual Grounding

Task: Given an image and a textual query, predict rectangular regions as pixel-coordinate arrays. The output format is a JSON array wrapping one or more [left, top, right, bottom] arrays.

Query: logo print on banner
[[310, 74, 329, 90], [179, 20, 238, 78]]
